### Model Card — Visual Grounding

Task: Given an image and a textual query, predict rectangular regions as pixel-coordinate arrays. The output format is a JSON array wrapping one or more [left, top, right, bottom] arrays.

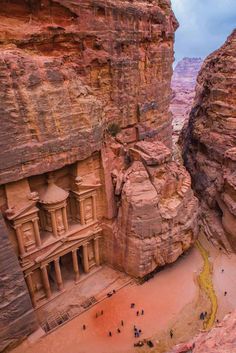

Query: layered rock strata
[[168, 311, 236, 353], [0, 214, 38, 352], [170, 58, 203, 143], [0, 0, 199, 349], [183, 30, 236, 251], [102, 140, 199, 277]]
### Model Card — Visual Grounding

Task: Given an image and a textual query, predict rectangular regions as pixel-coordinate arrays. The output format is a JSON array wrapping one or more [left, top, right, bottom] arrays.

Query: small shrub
[[107, 122, 121, 137]]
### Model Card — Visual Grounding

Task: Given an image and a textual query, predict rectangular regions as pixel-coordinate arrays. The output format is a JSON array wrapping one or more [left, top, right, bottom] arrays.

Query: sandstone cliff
[[0, 0, 200, 349], [183, 30, 236, 251], [0, 214, 38, 351], [170, 58, 203, 144], [168, 310, 236, 353]]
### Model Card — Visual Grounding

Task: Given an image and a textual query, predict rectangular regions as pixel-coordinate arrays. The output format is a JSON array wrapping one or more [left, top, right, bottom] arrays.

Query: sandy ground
[[12, 247, 203, 353], [12, 235, 236, 353]]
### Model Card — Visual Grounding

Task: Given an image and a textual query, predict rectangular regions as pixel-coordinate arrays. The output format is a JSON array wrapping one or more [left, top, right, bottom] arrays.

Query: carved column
[[94, 237, 100, 266], [54, 258, 63, 291], [50, 210, 58, 237], [25, 273, 37, 308], [92, 194, 97, 221], [32, 218, 42, 248], [41, 265, 52, 299], [62, 207, 69, 232], [15, 225, 25, 256], [79, 200, 85, 225], [82, 242, 89, 273], [72, 249, 80, 283]]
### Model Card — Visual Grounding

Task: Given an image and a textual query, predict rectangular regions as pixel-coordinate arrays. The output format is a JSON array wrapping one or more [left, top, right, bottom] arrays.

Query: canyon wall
[[0, 214, 38, 351], [183, 29, 236, 251], [169, 310, 236, 353], [0, 0, 199, 349], [170, 57, 203, 144]]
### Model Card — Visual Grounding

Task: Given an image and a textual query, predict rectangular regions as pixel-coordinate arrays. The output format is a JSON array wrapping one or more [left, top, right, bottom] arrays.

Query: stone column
[[54, 258, 63, 291], [50, 210, 58, 237], [62, 207, 69, 232], [92, 194, 97, 221], [79, 199, 85, 225], [94, 237, 100, 266], [41, 265, 52, 299], [15, 225, 25, 256], [25, 273, 37, 308], [82, 242, 89, 273], [72, 249, 80, 283], [32, 218, 42, 248]]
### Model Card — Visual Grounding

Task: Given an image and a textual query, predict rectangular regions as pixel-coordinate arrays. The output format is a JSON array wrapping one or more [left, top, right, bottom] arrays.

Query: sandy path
[[12, 247, 202, 353]]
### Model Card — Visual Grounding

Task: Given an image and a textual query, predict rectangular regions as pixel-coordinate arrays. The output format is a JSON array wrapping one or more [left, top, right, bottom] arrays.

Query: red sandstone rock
[[168, 311, 236, 353], [183, 29, 236, 251], [170, 58, 203, 144], [103, 140, 199, 277]]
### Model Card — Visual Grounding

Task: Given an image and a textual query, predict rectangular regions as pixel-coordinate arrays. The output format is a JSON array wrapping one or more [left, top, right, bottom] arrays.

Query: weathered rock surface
[[170, 58, 203, 143], [0, 0, 178, 185], [183, 29, 236, 251], [168, 311, 236, 353], [0, 0, 200, 349], [0, 214, 38, 352], [103, 140, 199, 277]]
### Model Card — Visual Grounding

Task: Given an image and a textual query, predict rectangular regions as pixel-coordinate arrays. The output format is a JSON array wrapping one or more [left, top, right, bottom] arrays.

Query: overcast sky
[[171, 0, 236, 63]]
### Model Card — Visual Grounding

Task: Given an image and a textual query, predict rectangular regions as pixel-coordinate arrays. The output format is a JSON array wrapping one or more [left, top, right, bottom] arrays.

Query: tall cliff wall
[[0, 0, 200, 349], [183, 30, 236, 251], [0, 214, 38, 351], [170, 57, 203, 142], [0, 0, 178, 185]]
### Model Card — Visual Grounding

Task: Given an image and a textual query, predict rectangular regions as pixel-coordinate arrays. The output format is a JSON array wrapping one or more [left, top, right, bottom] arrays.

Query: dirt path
[[195, 240, 218, 330]]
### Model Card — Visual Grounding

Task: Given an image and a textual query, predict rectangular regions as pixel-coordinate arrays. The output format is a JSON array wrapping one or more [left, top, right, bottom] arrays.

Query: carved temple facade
[[1, 154, 105, 309]]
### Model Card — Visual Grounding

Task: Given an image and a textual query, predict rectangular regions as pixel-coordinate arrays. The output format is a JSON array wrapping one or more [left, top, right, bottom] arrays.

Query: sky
[[171, 0, 236, 63]]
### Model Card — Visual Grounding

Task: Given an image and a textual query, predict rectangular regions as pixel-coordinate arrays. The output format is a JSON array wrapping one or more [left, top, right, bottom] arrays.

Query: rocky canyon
[[0, 1, 235, 353], [170, 57, 203, 144]]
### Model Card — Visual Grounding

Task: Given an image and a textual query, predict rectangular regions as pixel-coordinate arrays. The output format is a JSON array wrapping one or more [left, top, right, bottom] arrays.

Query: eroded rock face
[[170, 58, 203, 143], [168, 311, 236, 353], [0, 0, 178, 185], [103, 140, 199, 277], [0, 0, 199, 348], [0, 214, 38, 351], [183, 30, 236, 251]]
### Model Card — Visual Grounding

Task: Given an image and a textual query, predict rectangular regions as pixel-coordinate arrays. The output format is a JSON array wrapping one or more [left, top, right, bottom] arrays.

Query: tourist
[[147, 340, 154, 348], [141, 309, 144, 315], [96, 313, 98, 318], [139, 329, 142, 334], [131, 303, 135, 308], [136, 310, 139, 316], [200, 312, 204, 320], [109, 331, 112, 337], [224, 291, 227, 296], [222, 269, 224, 273], [170, 329, 173, 339], [204, 311, 207, 318], [101, 310, 103, 315], [83, 324, 86, 330], [117, 328, 121, 333], [121, 320, 124, 326], [113, 289, 116, 294]]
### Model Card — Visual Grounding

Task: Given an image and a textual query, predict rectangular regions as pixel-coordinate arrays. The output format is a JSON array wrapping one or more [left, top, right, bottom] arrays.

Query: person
[[131, 303, 135, 308], [83, 324, 86, 330], [109, 331, 112, 337], [96, 313, 98, 318], [224, 291, 227, 296], [200, 312, 204, 320], [117, 328, 121, 333], [147, 340, 154, 348], [170, 329, 173, 339], [139, 329, 142, 334], [121, 320, 124, 326], [101, 310, 104, 315], [141, 309, 144, 315], [113, 289, 116, 294], [204, 311, 207, 318], [136, 310, 139, 316], [222, 269, 224, 273]]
